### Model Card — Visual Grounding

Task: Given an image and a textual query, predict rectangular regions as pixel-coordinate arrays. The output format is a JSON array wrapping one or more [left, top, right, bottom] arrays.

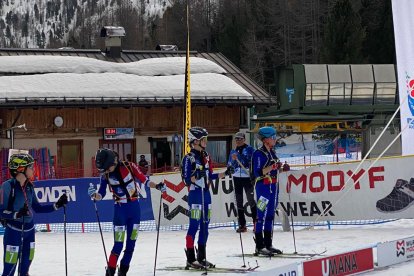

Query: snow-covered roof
[[0, 50, 275, 107], [0, 55, 255, 106]]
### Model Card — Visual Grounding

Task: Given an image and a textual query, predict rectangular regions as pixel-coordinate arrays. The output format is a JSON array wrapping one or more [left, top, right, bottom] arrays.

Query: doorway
[[99, 140, 136, 162], [57, 140, 83, 178], [150, 138, 171, 172]]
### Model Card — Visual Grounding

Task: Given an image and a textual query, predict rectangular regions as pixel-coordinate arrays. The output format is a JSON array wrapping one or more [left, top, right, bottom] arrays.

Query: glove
[[88, 185, 97, 198], [55, 194, 68, 209], [15, 204, 29, 219], [271, 160, 282, 170], [194, 169, 206, 180], [224, 165, 235, 176], [155, 182, 167, 193]]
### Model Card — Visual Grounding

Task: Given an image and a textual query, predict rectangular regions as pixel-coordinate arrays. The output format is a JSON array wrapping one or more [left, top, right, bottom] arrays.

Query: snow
[[3, 219, 414, 275], [0, 56, 253, 100], [0, 56, 226, 76]]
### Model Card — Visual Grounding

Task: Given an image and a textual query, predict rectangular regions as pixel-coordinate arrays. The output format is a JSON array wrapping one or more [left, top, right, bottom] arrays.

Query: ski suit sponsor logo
[[35, 185, 76, 203]]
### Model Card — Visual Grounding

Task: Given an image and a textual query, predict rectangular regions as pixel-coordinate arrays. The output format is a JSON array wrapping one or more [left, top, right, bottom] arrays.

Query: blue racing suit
[[96, 161, 148, 271], [251, 146, 279, 234], [181, 149, 219, 251], [227, 144, 257, 228], [0, 179, 56, 276]]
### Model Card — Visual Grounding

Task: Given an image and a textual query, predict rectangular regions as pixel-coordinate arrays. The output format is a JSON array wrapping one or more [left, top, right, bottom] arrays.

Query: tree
[[321, 0, 366, 63]]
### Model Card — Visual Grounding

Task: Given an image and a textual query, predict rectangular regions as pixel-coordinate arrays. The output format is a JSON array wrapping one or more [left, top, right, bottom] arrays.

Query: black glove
[[194, 169, 206, 180], [55, 194, 68, 209], [15, 204, 29, 219], [224, 165, 235, 176], [155, 182, 167, 193]]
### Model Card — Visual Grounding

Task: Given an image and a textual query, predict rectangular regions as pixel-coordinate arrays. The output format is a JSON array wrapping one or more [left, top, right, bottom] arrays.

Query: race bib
[[190, 204, 202, 220], [130, 224, 140, 240], [257, 196, 269, 212], [29, 242, 35, 261], [5, 245, 19, 264], [114, 225, 126, 242]]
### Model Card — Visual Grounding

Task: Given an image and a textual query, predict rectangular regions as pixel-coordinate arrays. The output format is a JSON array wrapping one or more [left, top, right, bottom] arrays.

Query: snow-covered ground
[[2, 219, 414, 275]]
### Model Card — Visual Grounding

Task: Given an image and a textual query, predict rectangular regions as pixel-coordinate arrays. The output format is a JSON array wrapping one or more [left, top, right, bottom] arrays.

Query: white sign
[[377, 236, 414, 267], [149, 155, 414, 227], [250, 262, 298, 276], [392, 0, 414, 155], [278, 155, 414, 221]]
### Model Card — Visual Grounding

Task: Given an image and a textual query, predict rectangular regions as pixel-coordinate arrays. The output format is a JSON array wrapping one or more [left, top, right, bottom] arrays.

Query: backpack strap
[[105, 162, 138, 202]]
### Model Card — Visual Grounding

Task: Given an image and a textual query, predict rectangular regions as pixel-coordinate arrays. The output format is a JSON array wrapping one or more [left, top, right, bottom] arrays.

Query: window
[[99, 139, 136, 162]]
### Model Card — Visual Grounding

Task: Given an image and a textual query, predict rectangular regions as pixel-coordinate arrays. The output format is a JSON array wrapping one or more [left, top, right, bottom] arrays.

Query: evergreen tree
[[321, 0, 366, 63]]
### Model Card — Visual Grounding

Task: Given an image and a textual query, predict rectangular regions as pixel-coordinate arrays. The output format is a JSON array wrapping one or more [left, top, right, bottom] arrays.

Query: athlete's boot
[[264, 230, 282, 254], [118, 264, 129, 276], [254, 232, 273, 256], [105, 267, 116, 276], [197, 244, 215, 268]]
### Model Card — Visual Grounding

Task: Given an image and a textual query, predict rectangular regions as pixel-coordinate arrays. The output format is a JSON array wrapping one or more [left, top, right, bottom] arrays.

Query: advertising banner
[[251, 262, 298, 276], [149, 170, 242, 226], [302, 248, 374, 276], [277, 155, 414, 221], [33, 177, 154, 224], [392, 0, 414, 155], [377, 235, 414, 267]]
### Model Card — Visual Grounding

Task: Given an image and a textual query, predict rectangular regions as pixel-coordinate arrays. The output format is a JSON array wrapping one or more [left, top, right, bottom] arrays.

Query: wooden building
[[0, 47, 276, 177]]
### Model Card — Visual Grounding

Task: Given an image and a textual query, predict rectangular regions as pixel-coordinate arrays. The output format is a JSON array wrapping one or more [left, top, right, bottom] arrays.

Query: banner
[[183, 1, 191, 155], [30, 155, 414, 226], [302, 248, 374, 276], [149, 169, 242, 226], [392, 0, 414, 155], [377, 235, 414, 267], [278, 155, 414, 221], [33, 178, 154, 224]]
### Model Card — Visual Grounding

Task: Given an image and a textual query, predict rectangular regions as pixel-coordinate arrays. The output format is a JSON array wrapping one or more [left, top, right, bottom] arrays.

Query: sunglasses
[[235, 138, 244, 141], [271, 135, 277, 140], [27, 164, 35, 170]]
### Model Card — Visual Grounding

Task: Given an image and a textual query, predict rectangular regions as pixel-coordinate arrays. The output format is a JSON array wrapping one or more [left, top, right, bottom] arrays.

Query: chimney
[[100, 26, 126, 58]]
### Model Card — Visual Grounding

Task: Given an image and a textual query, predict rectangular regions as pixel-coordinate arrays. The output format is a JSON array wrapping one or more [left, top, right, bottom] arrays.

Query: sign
[[392, 0, 414, 155], [303, 248, 374, 276], [103, 128, 134, 140], [33, 178, 154, 223], [278, 155, 414, 221], [377, 235, 414, 267], [251, 262, 298, 276]]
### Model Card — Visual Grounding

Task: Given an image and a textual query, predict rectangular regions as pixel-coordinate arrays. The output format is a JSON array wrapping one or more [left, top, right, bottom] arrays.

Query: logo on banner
[[406, 74, 414, 116], [396, 240, 405, 257]]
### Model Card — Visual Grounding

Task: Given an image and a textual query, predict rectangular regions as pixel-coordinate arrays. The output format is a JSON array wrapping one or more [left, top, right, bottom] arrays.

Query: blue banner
[[33, 178, 154, 224]]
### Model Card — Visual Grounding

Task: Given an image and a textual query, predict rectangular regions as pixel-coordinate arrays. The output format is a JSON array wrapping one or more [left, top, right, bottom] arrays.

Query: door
[[99, 140, 136, 162], [57, 140, 84, 178], [151, 138, 171, 172]]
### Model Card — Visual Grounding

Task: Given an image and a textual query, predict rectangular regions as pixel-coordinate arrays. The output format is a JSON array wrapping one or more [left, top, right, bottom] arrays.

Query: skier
[[181, 126, 234, 268], [0, 153, 68, 276], [251, 126, 283, 256], [88, 148, 166, 276], [227, 132, 257, 233]]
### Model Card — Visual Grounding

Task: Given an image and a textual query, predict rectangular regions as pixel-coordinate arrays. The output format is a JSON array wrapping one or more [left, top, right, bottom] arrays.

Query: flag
[[183, 1, 191, 156], [392, 0, 414, 155]]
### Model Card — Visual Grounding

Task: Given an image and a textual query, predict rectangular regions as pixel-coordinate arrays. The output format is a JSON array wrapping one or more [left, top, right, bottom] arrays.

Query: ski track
[[1, 219, 414, 275]]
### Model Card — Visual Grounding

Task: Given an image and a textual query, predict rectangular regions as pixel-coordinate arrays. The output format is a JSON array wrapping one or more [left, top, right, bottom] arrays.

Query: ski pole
[[231, 180, 246, 268], [287, 188, 297, 254], [90, 184, 109, 265], [63, 190, 68, 276], [201, 182, 208, 276], [16, 207, 26, 276], [153, 190, 163, 276]]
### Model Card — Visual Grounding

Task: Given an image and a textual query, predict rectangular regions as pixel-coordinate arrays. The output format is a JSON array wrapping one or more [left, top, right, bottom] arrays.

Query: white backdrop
[[149, 156, 414, 226], [392, 0, 414, 155]]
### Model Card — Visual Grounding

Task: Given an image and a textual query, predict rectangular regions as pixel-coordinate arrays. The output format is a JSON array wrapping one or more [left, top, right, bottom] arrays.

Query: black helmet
[[188, 127, 208, 144], [95, 148, 118, 173], [9, 153, 35, 177]]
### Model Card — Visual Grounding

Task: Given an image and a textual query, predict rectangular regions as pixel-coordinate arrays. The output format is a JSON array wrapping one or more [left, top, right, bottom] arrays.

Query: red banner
[[303, 248, 374, 276]]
